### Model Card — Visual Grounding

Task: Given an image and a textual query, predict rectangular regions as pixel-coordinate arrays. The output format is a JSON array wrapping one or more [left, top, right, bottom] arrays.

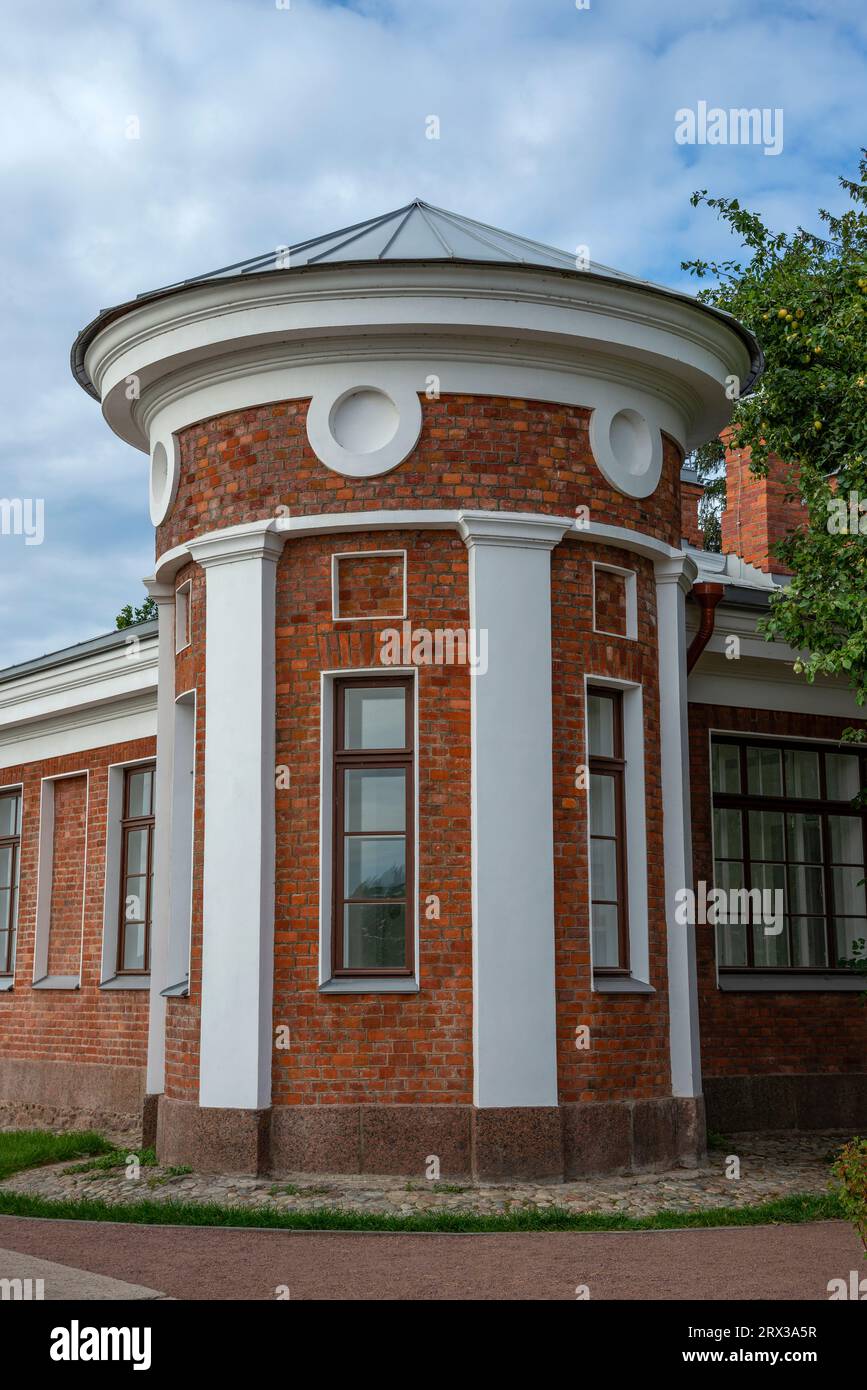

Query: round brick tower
[[72, 200, 761, 1179]]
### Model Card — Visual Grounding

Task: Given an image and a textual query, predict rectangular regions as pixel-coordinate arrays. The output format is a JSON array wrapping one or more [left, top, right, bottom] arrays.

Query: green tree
[[115, 597, 157, 629], [682, 151, 867, 709]]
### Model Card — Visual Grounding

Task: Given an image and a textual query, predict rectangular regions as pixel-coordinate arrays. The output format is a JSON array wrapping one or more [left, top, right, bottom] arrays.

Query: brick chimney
[[720, 432, 804, 574], [680, 466, 704, 549]]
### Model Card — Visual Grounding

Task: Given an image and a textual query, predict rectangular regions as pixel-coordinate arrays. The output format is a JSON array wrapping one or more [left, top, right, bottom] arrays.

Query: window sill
[[32, 975, 80, 990], [593, 974, 655, 994], [100, 974, 150, 991], [0, 977, 13, 992], [319, 977, 419, 995], [718, 971, 866, 993]]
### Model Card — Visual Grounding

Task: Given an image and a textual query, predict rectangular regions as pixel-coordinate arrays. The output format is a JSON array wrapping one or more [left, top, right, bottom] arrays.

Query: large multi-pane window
[[0, 790, 22, 977], [332, 677, 413, 976], [711, 736, 867, 971], [118, 764, 155, 973], [588, 687, 629, 972]]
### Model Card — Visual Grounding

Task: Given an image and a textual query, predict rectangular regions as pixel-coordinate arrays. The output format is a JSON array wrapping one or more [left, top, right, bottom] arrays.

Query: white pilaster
[[142, 580, 176, 1096], [459, 511, 569, 1109], [188, 521, 284, 1110], [655, 554, 702, 1097]]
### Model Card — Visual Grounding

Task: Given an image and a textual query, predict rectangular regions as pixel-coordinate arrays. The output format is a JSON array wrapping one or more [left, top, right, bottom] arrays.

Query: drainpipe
[[686, 582, 725, 674]]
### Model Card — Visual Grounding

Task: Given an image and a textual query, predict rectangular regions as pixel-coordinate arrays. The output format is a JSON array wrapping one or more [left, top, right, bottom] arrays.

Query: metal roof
[[0, 619, 158, 686], [145, 198, 671, 294]]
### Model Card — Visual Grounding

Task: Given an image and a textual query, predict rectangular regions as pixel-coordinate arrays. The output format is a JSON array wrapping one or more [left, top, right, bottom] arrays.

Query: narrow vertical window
[[0, 790, 22, 977], [118, 765, 155, 973], [588, 688, 629, 972], [333, 677, 413, 975]]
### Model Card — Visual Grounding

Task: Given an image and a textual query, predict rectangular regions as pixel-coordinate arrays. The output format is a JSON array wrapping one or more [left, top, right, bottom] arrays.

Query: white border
[[306, 376, 423, 478], [32, 769, 89, 989], [330, 549, 407, 623], [0, 781, 23, 988], [318, 666, 420, 993], [592, 562, 638, 641], [174, 579, 192, 653]]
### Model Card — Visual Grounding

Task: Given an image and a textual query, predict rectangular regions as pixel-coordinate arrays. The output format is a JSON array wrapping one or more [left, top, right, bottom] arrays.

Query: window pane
[[0, 796, 19, 837], [784, 749, 820, 799], [832, 866, 867, 916], [753, 918, 790, 967], [126, 827, 149, 876], [591, 837, 618, 901], [343, 903, 405, 969], [345, 768, 405, 832], [0, 887, 9, 932], [717, 921, 748, 967], [715, 858, 744, 892], [124, 876, 146, 923], [790, 917, 828, 967], [752, 860, 786, 904], [344, 836, 406, 900], [0, 845, 12, 890], [591, 903, 620, 967], [587, 694, 615, 757], [747, 746, 782, 797], [589, 774, 616, 836], [127, 769, 153, 818], [0, 928, 9, 973], [834, 918, 867, 966], [122, 921, 146, 971], [828, 815, 863, 864], [826, 753, 861, 802], [749, 810, 784, 861], [344, 687, 406, 749], [788, 864, 825, 915], [712, 742, 740, 794], [786, 812, 822, 864], [713, 808, 742, 858]]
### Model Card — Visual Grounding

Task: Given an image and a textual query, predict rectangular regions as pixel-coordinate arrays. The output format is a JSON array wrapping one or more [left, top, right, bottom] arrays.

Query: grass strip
[[0, 1130, 113, 1182], [0, 1188, 844, 1234]]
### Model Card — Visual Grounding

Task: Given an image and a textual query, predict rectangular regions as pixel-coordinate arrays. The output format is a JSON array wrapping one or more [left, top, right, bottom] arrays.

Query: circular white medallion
[[306, 377, 422, 477], [589, 403, 663, 498], [148, 434, 180, 525]]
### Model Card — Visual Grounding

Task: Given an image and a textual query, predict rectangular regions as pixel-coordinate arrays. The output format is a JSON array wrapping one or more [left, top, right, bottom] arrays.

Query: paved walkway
[[1, 1131, 847, 1219], [0, 1246, 169, 1300], [0, 1215, 859, 1300]]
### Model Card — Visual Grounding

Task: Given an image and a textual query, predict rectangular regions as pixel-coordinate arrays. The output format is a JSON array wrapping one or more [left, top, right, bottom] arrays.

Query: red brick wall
[[162, 561, 207, 1101], [335, 552, 405, 620], [553, 544, 671, 1102], [721, 438, 803, 574], [680, 479, 704, 548], [157, 395, 684, 556], [593, 566, 628, 637], [689, 703, 867, 1076], [272, 529, 473, 1105], [46, 775, 87, 978], [0, 740, 155, 1074]]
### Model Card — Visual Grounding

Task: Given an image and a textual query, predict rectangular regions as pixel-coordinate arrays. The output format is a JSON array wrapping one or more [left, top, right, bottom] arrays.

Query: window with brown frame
[[332, 676, 414, 976], [118, 764, 155, 974], [0, 790, 22, 977], [587, 687, 629, 972], [711, 735, 867, 971]]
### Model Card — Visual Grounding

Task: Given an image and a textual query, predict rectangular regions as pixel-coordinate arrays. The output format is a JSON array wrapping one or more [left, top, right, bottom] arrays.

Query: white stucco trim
[[32, 770, 90, 990], [100, 754, 156, 988], [189, 522, 284, 1110], [461, 512, 568, 1108], [165, 688, 195, 998], [142, 582, 175, 1094], [0, 697, 156, 772], [0, 636, 157, 735], [591, 561, 638, 640], [306, 374, 423, 477], [689, 665, 862, 718], [83, 262, 751, 458], [317, 666, 420, 992], [583, 675, 651, 988], [655, 555, 702, 1099]]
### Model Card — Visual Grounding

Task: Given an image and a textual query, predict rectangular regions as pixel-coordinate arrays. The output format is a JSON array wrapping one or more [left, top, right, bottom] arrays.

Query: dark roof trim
[[0, 620, 158, 686]]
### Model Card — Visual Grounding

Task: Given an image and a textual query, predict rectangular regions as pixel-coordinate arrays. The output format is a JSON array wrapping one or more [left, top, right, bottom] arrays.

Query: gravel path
[[0, 1131, 847, 1219], [0, 1214, 859, 1300]]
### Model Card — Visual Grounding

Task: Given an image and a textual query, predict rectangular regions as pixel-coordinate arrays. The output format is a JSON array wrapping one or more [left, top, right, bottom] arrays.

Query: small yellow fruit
[[778, 308, 788, 318], [813, 420, 822, 429], [796, 308, 804, 318]]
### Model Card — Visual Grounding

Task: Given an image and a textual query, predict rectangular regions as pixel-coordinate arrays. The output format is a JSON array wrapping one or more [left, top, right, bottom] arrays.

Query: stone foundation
[[705, 1074, 867, 1133], [156, 1095, 707, 1179], [0, 1058, 144, 1139]]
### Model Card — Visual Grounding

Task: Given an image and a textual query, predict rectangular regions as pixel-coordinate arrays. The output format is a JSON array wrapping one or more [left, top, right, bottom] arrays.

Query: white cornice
[[84, 262, 750, 457], [0, 637, 158, 733]]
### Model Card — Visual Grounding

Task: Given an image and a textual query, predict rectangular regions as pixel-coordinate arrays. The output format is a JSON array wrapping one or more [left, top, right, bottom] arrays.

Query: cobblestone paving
[[0, 1131, 849, 1218]]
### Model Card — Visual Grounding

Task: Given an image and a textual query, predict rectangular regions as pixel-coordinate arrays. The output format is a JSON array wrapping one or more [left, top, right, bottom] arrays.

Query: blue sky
[[1, 0, 864, 665]]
